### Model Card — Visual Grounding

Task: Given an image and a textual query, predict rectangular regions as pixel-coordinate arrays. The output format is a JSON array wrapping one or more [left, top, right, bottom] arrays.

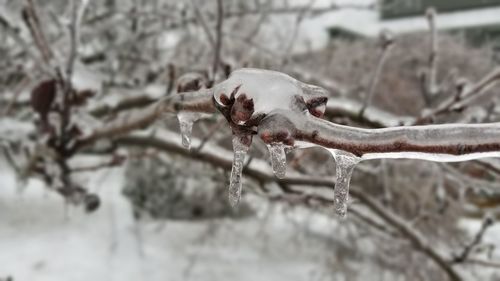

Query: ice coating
[[260, 109, 500, 162], [330, 150, 360, 218], [176, 112, 211, 149], [177, 113, 194, 149], [228, 134, 250, 207], [267, 143, 287, 179], [210, 68, 500, 217], [213, 68, 328, 124]]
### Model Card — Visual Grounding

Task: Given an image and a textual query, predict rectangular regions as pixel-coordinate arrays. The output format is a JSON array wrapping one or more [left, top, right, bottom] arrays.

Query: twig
[[195, 117, 226, 152], [22, 0, 54, 63], [452, 217, 494, 263], [425, 8, 439, 101], [76, 88, 215, 150], [416, 67, 500, 124], [359, 30, 394, 117], [279, 1, 313, 67], [90, 95, 157, 117], [0, 14, 49, 73], [1, 77, 30, 116], [452, 68, 500, 110], [66, 0, 88, 82], [70, 154, 126, 173], [189, 0, 215, 47], [464, 258, 500, 269], [212, 0, 224, 78]]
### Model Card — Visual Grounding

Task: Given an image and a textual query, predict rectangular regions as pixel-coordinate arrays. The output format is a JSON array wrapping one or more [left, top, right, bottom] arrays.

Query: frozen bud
[[455, 77, 469, 96], [305, 96, 328, 118], [31, 79, 57, 123], [222, 62, 232, 78], [231, 93, 254, 124], [258, 111, 296, 145], [379, 29, 394, 49], [176, 72, 206, 93], [84, 193, 100, 213], [71, 89, 96, 106], [213, 68, 328, 127], [111, 154, 127, 165], [167, 63, 176, 81], [219, 93, 232, 106], [425, 7, 436, 20]]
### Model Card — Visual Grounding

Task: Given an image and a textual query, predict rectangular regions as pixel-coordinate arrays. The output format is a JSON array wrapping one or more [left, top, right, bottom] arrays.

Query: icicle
[[267, 143, 287, 179], [176, 112, 210, 149], [330, 150, 360, 218], [177, 114, 193, 149], [229, 135, 250, 207]]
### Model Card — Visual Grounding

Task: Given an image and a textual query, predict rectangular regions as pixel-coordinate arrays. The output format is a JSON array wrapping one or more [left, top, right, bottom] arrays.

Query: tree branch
[[260, 110, 500, 161], [76, 88, 215, 150]]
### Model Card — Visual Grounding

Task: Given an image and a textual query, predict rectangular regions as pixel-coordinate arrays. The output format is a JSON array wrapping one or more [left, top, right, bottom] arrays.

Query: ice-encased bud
[[213, 68, 328, 126]]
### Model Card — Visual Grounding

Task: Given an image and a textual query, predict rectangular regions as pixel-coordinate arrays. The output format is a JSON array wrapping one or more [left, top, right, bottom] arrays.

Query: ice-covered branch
[[76, 68, 500, 220], [76, 88, 215, 150], [209, 68, 500, 218], [416, 67, 500, 124], [259, 110, 500, 162]]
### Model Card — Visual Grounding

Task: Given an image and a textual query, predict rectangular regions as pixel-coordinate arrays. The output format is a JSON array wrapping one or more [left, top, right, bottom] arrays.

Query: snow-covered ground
[[0, 159, 347, 281], [2, 155, 500, 281]]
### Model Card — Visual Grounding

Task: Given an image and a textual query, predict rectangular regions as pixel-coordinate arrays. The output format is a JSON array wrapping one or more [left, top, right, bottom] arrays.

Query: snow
[[291, 0, 500, 52], [0, 118, 35, 141], [0, 158, 345, 281]]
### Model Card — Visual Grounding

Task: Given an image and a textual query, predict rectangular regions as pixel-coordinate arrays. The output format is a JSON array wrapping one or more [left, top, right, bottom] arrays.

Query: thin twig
[[189, 0, 215, 47], [66, 0, 88, 82], [212, 0, 224, 79], [23, 0, 54, 63], [425, 8, 439, 101], [195, 117, 226, 152], [359, 30, 394, 117], [465, 258, 500, 269], [2, 77, 30, 116], [279, 1, 313, 67], [415, 67, 500, 124], [452, 217, 494, 263]]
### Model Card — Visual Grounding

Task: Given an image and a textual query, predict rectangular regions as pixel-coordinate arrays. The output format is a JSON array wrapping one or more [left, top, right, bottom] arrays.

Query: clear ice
[[176, 112, 210, 149], [229, 134, 250, 207], [267, 143, 287, 179], [330, 149, 360, 218], [213, 68, 328, 121]]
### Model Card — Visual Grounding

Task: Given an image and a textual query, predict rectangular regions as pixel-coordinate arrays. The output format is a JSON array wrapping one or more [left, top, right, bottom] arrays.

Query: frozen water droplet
[[330, 150, 360, 218], [176, 112, 211, 149], [177, 115, 193, 149], [229, 134, 250, 207], [267, 143, 287, 179]]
